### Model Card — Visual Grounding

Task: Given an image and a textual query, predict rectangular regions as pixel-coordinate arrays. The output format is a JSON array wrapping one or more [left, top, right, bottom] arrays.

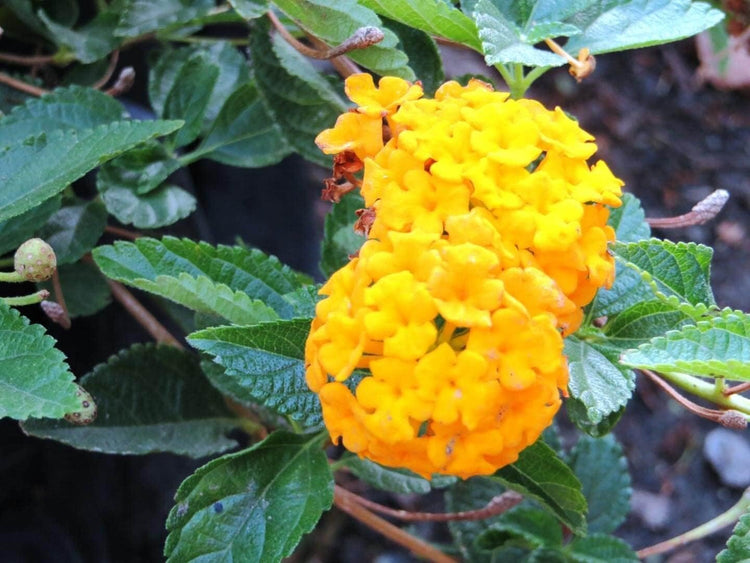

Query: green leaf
[[570, 435, 630, 535], [477, 507, 563, 550], [601, 300, 693, 351], [115, 0, 215, 37], [228, 0, 268, 19], [608, 193, 651, 244], [92, 237, 301, 319], [446, 477, 508, 563], [621, 311, 750, 380], [563, 0, 724, 56], [37, 199, 107, 264], [473, 0, 575, 68], [191, 82, 291, 167], [164, 431, 333, 562], [97, 140, 181, 196], [345, 456, 431, 494], [0, 85, 125, 147], [38, 261, 112, 318], [99, 182, 197, 230], [0, 196, 61, 256], [384, 17, 445, 95], [359, 0, 481, 50], [613, 239, 716, 307], [187, 318, 323, 428], [566, 399, 624, 438], [250, 18, 348, 166], [717, 513, 750, 563], [320, 192, 365, 277], [161, 52, 220, 148], [39, 6, 121, 63], [494, 440, 587, 535], [271, 0, 414, 79], [0, 119, 183, 224], [22, 344, 239, 457], [0, 301, 79, 420], [564, 335, 635, 424], [567, 533, 639, 563]]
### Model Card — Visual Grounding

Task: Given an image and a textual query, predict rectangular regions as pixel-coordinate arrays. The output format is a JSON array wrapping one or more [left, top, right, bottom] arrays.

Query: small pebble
[[631, 489, 672, 531], [703, 428, 750, 488], [716, 220, 746, 248]]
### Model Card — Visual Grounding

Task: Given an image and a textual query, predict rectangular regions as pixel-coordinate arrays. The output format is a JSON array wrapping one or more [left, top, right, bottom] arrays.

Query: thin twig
[[0, 51, 55, 66], [0, 72, 48, 97], [346, 488, 523, 522], [637, 487, 750, 558], [104, 66, 135, 97], [641, 369, 747, 429], [333, 486, 457, 563], [50, 269, 71, 324], [92, 50, 120, 90], [105, 225, 143, 241], [725, 381, 750, 396], [647, 189, 730, 228], [107, 280, 184, 349]]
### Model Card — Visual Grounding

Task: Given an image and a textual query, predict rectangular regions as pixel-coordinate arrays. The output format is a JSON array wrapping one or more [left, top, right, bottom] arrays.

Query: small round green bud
[[64, 384, 97, 425], [14, 238, 57, 282]]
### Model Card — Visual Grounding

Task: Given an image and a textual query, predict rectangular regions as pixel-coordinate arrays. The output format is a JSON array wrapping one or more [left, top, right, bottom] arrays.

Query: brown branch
[[0, 51, 55, 66], [105, 225, 143, 241], [49, 269, 71, 328], [725, 381, 750, 396], [104, 66, 135, 97], [92, 50, 120, 90], [107, 280, 184, 349], [333, 486, 457, 563], [0, 72, 48, 97], [345, 488, 523, 522], [647, 189, 729, 228], [641, 369, 746, 429]]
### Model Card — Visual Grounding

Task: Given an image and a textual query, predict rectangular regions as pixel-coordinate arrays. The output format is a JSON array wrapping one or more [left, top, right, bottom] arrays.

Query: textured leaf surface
[[38, 199, 107, 264], [272, 0, 413, 78], [39, 7, 121, 63], [92, 237, 301, 319], [568, 534, 639, 562], [320, 192, 365, 277], [570, 435, 631, 534], [99, 182, 197, 230], [116, 0, 215, 37], [22, 344, 238, 457], [621, 311, 750, 380], [250, 19, 348, 166], [229, 0, 268, 19], [0, 85, 124, 147], [346, 457, 431, 494], [565, 336, 635, 424], [164, 431, 333, 562], [97, 140, 181, 196], [0, 196, 61, 256], [495, 440, 587, 535], [717, 513, 750, 563], [613, 239, 715, 307], [563, 0, 724, 56], [192, 82, 290, 167], [602, 300, 693, 351], [38, 262, 112, 318], [359, 0, 481, 49], [566, 399, 624, 439], [0, 302, 79, 420], [477, 507, 562, 550], [187, 319, 322, 427], [0, 120, 182, 223]]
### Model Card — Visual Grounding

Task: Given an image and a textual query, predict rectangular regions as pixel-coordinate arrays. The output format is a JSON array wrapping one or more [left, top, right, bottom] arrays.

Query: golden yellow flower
[[307, 74, 623, 478]]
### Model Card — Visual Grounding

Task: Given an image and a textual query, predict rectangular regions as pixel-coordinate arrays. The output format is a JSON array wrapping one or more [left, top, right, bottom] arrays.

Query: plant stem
[[658, 370, 750, 417], [0, 72, 48, 97], [106, 280, 184, 349], [2, 290, 49, 306], [0, 270, 24, 283], [333, 485, 457, 563], [637, 487, 750, 558], [0, 52, 55, 66]]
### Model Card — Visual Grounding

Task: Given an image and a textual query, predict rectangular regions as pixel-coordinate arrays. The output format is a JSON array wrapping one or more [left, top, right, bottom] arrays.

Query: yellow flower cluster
[[306, 74, 623, 478]]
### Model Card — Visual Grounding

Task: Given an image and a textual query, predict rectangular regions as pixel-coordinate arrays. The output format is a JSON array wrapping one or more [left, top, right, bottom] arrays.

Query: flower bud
[[64, 383, 97, 425], [14, 238, 57, 282]]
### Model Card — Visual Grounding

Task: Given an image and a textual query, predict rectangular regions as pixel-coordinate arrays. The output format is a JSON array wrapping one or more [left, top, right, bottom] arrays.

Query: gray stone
[[703, 428, 750, 488]]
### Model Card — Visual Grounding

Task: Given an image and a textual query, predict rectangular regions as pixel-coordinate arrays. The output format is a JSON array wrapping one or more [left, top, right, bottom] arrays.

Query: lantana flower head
[[306, 74, 623, 478]]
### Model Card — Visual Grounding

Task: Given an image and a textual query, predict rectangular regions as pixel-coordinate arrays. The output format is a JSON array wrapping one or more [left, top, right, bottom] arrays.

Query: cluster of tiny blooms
[[305, 74, 623, 478]]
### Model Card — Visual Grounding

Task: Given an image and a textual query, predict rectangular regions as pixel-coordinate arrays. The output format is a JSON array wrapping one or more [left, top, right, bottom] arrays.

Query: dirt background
[[1, 38, 749, 562]]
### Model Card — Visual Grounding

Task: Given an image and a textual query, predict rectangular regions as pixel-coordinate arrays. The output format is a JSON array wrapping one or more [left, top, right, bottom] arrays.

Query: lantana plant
[[1, 1, 748, 561]]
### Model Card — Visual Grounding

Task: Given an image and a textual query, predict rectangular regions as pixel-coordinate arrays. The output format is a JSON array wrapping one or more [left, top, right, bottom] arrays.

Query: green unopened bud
[[14, 238, 56, 282], [64, 383, 97, 425]]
